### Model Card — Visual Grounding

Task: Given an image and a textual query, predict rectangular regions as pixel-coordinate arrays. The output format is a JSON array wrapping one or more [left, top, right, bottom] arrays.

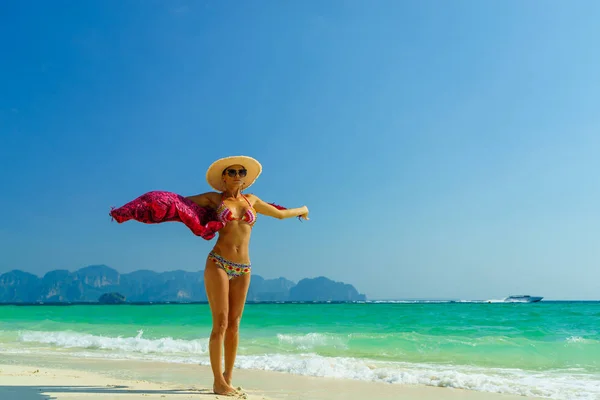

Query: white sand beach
[[0, 355, 544, 400]]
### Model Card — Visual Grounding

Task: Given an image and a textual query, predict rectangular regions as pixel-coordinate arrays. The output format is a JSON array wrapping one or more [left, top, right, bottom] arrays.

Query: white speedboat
[[504, 295, 543, 303]]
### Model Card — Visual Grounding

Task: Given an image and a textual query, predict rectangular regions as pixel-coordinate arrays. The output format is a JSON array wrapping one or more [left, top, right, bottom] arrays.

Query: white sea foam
[[565, 336, 596, 344], [277, 332, 348, 350], [18, 330, 208, 355], [11, 330, 600, 399], [235, 354, 600, 399]]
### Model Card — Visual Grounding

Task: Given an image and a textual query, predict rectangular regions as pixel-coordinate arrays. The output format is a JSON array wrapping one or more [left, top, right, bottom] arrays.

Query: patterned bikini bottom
[[207, 251, 251, 280]]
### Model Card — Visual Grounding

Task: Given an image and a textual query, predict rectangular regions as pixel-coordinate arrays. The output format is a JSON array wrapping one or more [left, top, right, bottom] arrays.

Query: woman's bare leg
[[204, 260, 237, 396], [224, 272, 251, 387]]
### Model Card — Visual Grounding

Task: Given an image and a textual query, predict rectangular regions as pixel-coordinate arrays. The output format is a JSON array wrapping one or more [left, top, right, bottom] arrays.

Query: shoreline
[[0, 354, 545, 400], [1, 299, 598, 306]]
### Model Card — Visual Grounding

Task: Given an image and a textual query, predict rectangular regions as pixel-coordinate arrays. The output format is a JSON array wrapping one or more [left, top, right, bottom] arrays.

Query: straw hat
[[206, 155, 262, 192]]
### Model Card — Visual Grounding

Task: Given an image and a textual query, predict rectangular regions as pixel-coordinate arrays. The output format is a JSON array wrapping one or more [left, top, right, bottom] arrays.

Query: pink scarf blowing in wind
[[109, 190, 288, 240]]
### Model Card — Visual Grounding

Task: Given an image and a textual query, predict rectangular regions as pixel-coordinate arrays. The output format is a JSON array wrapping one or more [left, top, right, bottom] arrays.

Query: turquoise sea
[[0, 301, 598, 399]]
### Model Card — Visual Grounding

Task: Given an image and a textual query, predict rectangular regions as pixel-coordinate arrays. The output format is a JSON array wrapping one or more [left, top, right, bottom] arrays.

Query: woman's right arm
[[186, 192, 219, 207]]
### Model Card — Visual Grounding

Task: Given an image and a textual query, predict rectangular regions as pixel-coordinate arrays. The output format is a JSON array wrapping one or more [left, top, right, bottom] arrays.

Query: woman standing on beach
[[186, 156, 309, 396]]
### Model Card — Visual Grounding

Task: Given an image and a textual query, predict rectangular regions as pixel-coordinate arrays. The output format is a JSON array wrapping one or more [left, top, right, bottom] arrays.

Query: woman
[[186, 155, 309, 396]]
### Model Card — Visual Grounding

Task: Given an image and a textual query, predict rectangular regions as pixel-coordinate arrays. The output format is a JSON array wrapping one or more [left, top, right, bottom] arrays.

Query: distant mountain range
[[0, 265, 367, 303]]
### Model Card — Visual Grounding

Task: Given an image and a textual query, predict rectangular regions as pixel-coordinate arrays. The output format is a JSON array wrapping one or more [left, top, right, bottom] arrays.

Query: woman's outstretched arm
[[250, 195, 309, 220]]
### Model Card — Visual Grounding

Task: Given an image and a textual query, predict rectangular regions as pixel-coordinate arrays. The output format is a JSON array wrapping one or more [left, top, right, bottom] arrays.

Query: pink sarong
[[109, 191, 288, 240]]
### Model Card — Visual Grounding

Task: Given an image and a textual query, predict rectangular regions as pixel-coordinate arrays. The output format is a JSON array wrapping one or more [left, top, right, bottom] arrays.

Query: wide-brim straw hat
[[206, 155, 262, 192]]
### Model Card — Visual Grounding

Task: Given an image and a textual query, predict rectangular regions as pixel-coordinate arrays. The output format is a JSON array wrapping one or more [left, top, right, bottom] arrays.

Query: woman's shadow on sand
[[0, 385, 217, 399]]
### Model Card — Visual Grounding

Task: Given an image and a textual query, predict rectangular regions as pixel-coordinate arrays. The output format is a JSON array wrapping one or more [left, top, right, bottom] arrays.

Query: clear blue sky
[[1, 1, 599, 300]]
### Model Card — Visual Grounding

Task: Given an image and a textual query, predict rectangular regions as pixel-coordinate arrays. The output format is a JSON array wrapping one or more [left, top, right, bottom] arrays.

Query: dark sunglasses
[[224, 168, 247, 178]]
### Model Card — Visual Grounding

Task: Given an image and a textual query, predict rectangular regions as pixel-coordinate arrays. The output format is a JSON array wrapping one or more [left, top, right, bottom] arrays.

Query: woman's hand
[[299, 206, 309, 221]]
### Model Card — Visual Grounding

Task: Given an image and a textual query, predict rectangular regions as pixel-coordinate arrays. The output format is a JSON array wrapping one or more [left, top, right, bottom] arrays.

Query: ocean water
[[0, 301, 598, 399]]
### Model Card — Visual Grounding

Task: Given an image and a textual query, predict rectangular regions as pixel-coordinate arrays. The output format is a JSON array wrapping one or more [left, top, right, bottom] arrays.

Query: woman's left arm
[[249, 194, 309, 220]]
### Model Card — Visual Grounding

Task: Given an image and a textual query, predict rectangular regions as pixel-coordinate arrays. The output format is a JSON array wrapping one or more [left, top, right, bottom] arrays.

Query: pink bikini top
[[216, 194, 256, 226]]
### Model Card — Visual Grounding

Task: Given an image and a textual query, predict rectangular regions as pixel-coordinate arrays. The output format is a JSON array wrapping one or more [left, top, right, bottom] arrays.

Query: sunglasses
[[224, 168, 247, 178]]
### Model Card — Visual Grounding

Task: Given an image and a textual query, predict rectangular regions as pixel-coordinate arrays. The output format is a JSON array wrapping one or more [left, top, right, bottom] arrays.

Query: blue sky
[[1, 1, 599, 300]]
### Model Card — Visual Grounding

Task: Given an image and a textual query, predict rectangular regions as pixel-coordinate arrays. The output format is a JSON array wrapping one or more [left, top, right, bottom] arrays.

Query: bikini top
[[216, 194, 256, 226]]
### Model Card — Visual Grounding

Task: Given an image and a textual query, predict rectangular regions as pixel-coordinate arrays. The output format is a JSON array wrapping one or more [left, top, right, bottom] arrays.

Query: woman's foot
[[213, 380, 237, 396], [224, 373, 245, 394], [223, 372, 232, 386]]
